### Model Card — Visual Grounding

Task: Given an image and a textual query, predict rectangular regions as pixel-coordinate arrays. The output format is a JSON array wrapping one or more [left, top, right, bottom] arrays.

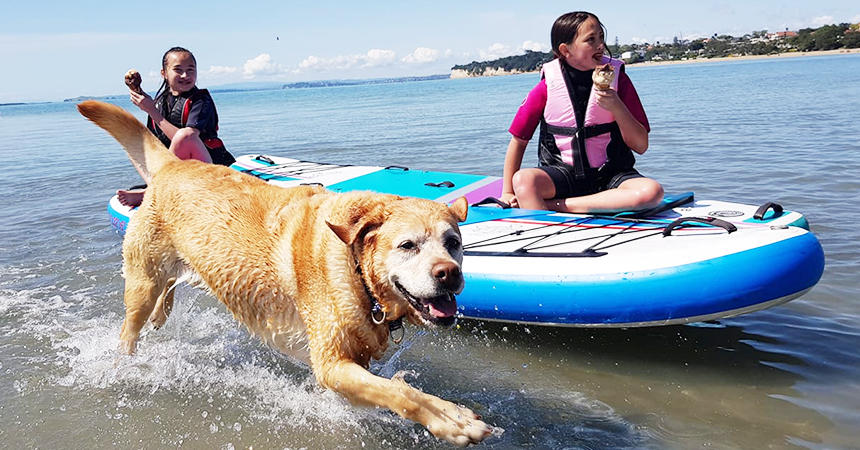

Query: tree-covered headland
[[451, 23, 860, 76]]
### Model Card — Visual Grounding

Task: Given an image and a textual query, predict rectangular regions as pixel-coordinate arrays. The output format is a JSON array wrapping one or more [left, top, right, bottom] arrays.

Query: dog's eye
[[445, 237, 461, 250], [398, 240, 416, 251]]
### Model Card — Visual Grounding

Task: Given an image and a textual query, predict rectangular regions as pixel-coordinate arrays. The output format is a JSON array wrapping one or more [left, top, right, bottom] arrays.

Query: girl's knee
[[638, 179, 664, 206], [513, 169, 556, 201], [646, 180, 664, 200], [170, 129, 210, 162], [172, 127, 197, 144], [512, 170, 539, 195], [618, 178, 663, 208]]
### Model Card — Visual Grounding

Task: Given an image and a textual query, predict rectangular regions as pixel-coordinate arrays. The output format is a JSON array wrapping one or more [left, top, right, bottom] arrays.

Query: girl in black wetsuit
[[119, 46, 235, 207]]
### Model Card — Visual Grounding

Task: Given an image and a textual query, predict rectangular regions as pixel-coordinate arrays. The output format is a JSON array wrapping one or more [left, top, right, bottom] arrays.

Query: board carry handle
[[425, 180, 455, 188], [384, 165, 409, 171], [753, 202, 784, 220], [470, 197, 512, 209], [254, 155, 275, 164], [662, 217, 737, 236]]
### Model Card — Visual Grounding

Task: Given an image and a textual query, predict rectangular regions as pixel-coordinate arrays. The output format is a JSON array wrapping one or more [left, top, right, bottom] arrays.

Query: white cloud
[[478, 42, 514, 60], [208, 65, 238, 75], [364, 49, 396, 66], [455, 50, 472, 60], [520, 40, 548, 52], [297, 55, 324, 70], [243, 53, 282, 78], [297, 49, 397, 72], [402, 47, 440, 64], [810, 15, 834, 27], [467, 41, 550, 62]]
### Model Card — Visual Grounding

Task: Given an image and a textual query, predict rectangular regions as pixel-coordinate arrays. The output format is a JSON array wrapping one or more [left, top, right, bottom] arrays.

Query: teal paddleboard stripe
[[462, 206, 553, 225], [230, 162, 298, 182], [244, 170, 297, 181], [327, 168, 486, 200]]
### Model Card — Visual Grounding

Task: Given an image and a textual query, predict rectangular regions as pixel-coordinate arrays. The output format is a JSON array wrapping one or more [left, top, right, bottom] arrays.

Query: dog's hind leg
[[118, 280, 159, 354], [118, 263, 170, 354], [118, 223, 175, 354], [149, 277, 177, 329]]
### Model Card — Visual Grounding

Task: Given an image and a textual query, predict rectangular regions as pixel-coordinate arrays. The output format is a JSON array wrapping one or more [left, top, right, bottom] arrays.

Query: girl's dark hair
[[550, 11, 611, 59], [154, 47, 196, 112]]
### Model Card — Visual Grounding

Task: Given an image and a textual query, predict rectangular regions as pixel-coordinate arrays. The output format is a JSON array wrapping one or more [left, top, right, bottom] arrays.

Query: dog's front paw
[[149, 309, 167, 329], [424, 399, 493, 447], [118, 339, 137, 355]]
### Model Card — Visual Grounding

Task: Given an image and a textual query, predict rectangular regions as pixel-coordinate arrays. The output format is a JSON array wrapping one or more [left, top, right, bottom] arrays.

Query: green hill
[[451, 50, 553, 76]]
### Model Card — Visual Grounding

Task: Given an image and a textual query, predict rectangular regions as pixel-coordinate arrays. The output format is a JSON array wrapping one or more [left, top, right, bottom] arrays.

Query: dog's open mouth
[[395, 282, 457, 326]]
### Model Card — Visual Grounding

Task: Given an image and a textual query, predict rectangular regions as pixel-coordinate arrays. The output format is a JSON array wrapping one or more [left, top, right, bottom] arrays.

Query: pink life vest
[[541, 56, 622, 168]]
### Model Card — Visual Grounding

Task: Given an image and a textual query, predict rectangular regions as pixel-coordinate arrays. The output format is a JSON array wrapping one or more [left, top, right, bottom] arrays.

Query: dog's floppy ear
[[326, 196, 386, 245], [449, 197, 468, 223]]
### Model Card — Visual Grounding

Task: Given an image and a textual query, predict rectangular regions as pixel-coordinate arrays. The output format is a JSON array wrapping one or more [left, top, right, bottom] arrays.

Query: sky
[[1, 1, 858, 103]]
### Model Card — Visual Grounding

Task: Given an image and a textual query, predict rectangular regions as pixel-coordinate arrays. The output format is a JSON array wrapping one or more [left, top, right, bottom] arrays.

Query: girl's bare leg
[[552, 177, 664, 213], [116, 129, 212, 207], [511, 168, 557, 210], [169, 128, 212, 163]]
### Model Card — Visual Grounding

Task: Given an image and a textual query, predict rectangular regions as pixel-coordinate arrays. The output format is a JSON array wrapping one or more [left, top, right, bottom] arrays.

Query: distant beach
[[629, 48, 860, 67], [450, 48, 860, 78]]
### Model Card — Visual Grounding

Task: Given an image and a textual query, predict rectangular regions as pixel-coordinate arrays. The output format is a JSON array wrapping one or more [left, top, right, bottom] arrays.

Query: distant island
[[451, 22, 860, 77], [451, 50, 552, 78], [61, 74, 450, 103], [63, 95, 127, 103], [282, 74, 448, 89]]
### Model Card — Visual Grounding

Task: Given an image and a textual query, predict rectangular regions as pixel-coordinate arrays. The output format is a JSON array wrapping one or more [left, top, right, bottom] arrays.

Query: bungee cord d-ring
[[390, 327, 404, 344]]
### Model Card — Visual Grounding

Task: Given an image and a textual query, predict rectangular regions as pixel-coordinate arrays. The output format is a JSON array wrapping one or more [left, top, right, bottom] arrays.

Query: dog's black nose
[[433, 261, 461, 290]]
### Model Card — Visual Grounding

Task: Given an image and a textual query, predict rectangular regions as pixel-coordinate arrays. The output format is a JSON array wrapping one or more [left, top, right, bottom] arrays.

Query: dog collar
[[355, 260, 404, 344]]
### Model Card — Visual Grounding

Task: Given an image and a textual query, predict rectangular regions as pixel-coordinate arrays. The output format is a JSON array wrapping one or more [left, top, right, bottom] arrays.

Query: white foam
[[1, 279, 401, 432]]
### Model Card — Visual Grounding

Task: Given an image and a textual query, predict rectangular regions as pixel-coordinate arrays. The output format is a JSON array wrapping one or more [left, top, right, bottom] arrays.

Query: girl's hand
[[594, 86, 649, 152], [593, 88, 624, 115], [129, 90, 156, 116], [500, 192, 519, 208]]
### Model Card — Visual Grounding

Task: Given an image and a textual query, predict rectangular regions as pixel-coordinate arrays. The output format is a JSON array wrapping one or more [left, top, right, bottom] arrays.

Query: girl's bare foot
[[117, 188, 145, 207]]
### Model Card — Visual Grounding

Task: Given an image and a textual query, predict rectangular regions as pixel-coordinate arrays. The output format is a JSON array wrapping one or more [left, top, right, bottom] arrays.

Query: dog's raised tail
[[77, 100, 177, 183]]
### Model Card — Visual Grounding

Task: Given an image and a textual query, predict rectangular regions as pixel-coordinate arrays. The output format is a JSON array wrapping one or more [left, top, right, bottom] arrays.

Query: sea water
[[1, 54, 858, 448]]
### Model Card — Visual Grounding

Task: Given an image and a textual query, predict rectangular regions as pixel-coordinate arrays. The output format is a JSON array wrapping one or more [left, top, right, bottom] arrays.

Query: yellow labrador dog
[[78, 101, 491, 446]]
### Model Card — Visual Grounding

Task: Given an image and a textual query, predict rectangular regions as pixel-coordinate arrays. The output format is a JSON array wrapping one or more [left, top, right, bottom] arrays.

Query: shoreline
[[450, 48, 860, 78], [628, 48, 860, 68]]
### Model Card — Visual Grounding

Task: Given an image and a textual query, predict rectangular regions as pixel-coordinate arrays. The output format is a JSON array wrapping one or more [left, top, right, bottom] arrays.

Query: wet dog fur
[[78, 101, 491, 445]]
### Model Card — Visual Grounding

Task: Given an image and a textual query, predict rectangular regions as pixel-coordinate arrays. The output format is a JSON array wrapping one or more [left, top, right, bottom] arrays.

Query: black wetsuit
[[147, 87, 235, 166]]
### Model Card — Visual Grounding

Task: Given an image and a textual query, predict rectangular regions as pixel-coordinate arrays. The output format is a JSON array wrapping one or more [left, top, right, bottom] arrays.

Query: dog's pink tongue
[[428, 298, 457, 318]]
